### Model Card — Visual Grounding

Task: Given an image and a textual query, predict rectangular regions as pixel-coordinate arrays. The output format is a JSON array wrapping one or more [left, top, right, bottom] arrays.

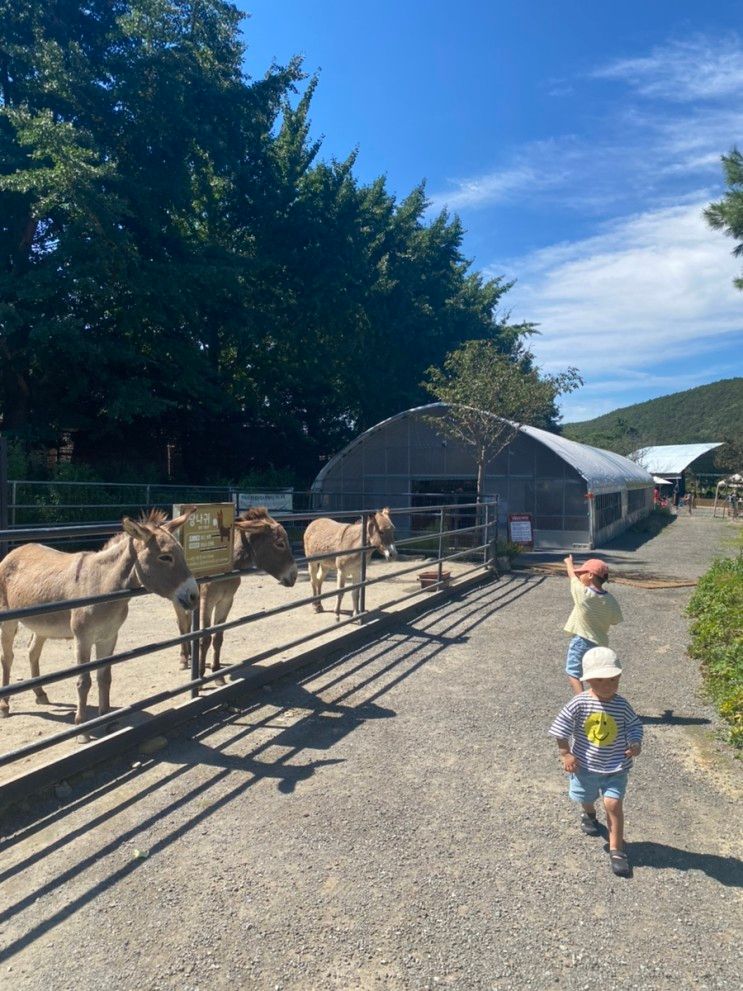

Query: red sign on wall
[[508, 513, 534, 548]]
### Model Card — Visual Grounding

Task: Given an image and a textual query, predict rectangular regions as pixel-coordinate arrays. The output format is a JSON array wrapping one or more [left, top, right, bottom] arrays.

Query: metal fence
[[0, 500, 498, 777]]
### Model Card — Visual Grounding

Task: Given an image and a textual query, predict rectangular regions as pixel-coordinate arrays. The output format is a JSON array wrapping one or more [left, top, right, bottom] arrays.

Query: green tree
[[705, 149, 743, 289], [1, 2, 535, 486], [423, 340, 582, 497]]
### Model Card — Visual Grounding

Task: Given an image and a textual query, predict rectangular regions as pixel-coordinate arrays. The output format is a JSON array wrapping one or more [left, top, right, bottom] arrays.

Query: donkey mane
[[240, 507, 269, 522], [102, 507, 169, 549]]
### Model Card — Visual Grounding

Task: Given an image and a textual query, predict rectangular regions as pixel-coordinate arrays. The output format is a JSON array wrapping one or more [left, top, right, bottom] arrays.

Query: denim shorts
[[568, 769, 629, 803], [565, 635, 597, 679]]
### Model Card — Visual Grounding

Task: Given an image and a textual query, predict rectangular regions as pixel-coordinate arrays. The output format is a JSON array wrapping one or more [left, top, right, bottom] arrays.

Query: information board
[[508, 513, 534, 548], [236, 489, 293, 512], [173, 503, 234, 578]]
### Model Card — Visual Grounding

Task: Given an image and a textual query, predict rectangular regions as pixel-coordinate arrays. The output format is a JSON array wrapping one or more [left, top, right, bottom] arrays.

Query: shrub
[[687, 548, 743, 749]]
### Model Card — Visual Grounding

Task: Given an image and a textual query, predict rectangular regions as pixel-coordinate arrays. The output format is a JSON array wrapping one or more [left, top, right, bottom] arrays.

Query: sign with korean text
[[508, 513, 534, 548], [236, 489, 293, 513], [173, 503, 234, 578]]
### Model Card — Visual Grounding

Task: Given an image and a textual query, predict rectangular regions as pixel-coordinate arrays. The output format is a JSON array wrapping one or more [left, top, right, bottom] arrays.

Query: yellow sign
[[173, 503, 234, 578]]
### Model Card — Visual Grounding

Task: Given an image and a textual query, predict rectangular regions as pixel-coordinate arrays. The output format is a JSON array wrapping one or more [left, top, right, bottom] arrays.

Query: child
[[563, 554, 622, 694], [549, 647, 643, 877]]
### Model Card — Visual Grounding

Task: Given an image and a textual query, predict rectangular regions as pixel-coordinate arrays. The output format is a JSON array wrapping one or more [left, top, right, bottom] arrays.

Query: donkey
[[303, 508, 397, 619], [170, 507, 298, 680], [0, 509, 198, 737]]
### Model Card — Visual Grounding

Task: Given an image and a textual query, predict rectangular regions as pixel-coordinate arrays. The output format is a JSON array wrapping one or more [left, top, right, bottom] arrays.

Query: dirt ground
[[0, 555, 477, 787]]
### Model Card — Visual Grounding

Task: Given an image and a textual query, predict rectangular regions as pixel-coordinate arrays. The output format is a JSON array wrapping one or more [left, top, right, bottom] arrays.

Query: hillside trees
[[0, 1, 521, 483]]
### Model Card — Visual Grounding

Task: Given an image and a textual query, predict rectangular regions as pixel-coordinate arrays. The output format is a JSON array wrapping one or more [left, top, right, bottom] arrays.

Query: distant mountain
[[561, 379, 743, 463]]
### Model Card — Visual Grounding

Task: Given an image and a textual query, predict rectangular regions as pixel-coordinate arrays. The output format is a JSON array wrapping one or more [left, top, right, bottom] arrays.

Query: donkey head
[[235, 508, 298, 587], [367, 508, 397, 560], [122, 514, 199, 609]]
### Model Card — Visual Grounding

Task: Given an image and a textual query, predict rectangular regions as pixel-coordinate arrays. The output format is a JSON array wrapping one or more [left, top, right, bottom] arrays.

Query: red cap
[[574, 558, 609, 580]]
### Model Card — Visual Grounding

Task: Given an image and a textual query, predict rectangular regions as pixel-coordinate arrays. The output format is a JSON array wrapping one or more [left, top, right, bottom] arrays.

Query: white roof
[[629, 443, 723, 475], [313, 404, 653, 494], [653, 475, 673, 485]]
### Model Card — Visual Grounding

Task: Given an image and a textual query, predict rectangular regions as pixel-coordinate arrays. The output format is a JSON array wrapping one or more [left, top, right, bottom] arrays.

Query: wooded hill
[[562, 379, 743, 465]]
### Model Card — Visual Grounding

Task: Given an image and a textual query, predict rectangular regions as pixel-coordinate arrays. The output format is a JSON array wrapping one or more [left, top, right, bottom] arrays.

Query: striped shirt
[[549, 692, 643, 774]]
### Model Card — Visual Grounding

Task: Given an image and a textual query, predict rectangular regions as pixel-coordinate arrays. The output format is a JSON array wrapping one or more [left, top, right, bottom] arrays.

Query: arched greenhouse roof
[[628, 443, 723, 475], [313, 403, 653, 493]]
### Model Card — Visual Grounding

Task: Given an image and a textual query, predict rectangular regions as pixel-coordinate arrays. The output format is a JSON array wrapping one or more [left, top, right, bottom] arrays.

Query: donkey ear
[[236, 518, 271, 535], [122, 517, 155, 542], [164, 504, 196, 532]]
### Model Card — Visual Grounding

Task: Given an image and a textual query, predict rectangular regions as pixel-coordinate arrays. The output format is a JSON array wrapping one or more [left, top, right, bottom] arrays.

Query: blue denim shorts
[[568, 769, 629, 803], [565, 635, 597, 679]]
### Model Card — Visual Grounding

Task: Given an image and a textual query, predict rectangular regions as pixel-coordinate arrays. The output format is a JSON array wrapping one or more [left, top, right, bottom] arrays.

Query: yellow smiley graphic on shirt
[[584, 712, 618, 747]]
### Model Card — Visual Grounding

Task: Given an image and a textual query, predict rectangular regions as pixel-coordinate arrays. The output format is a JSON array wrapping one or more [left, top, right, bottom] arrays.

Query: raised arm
[[563, 553, 576, 579]]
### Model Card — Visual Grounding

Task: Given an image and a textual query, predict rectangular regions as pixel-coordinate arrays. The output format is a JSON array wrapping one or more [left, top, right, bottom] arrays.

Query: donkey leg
[[309, 562, 324, 612], [28, 634, 51, 704], [74, 637, 94, 740], [95, 636, 117, 720], [0, 620, 18, 717], [335, 572, 346, 620], [175, 603, 190, 670], [200, 603, 213, 679], [211, 594, 235, 685]]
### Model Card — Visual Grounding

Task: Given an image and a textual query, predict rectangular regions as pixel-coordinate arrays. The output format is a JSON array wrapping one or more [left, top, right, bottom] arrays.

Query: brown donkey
[[169, 507, 298, 680], [303, 508, 398, 619], [0, 509, 198, 737]]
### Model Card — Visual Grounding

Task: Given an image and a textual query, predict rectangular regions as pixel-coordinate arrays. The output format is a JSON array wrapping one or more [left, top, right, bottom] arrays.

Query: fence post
[[483, 501, 490, 567], [0, 437, 7, 560], [437, 508, 445, 583], [145, 484, 151, 508], [190, 604, 201, 697], [357, 511, 368, 622]]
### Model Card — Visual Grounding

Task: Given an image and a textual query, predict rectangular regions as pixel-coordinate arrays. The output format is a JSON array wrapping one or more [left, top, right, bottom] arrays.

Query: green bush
[[687, 548, 743, 749]]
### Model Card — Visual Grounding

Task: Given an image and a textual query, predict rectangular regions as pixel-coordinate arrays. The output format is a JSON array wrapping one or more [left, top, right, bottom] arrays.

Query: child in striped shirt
[[549, 646, 643, 877]]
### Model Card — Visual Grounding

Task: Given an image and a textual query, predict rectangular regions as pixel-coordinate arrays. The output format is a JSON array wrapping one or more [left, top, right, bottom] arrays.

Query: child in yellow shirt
[[563, 555, 623, 694]]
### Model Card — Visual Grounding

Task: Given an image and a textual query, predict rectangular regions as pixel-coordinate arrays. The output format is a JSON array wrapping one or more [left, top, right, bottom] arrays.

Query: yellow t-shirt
[[564, 576, 622, 645]]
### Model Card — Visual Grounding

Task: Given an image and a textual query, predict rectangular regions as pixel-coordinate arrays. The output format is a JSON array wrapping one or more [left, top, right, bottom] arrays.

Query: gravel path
[[0, 514, 741, 990]]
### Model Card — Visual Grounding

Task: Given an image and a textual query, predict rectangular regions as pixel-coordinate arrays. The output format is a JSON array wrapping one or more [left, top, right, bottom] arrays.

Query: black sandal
[[580, 812, 600, 836], [609, 849, 631, 877]]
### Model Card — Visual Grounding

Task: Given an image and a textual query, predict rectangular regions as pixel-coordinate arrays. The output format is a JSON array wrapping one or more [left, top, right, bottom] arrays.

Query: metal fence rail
[[0, 500, 498, 773]]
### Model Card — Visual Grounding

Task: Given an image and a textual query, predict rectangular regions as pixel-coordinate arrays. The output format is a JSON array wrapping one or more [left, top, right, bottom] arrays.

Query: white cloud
[[427, 164, 545, 212], [429, 35, 743, 217], [593, 36, 743, 103], [500, 202, 743, 420]]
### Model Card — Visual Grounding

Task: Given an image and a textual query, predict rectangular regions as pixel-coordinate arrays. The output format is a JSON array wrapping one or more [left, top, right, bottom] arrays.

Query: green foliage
[[705, 149, 743, 289], [422, 339, 582, 492], [494, 539, 523, 561], [562, 378, 743, 454], [0, 1, 523, 485], [687, 547, 743, 749]]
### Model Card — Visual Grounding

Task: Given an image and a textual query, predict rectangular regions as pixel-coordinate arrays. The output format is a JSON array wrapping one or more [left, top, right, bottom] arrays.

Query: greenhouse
[[311, 403, 654, 550]]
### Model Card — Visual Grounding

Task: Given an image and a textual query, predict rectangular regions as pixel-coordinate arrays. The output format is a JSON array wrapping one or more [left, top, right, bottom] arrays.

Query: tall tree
[[705, 149, 743, 289]]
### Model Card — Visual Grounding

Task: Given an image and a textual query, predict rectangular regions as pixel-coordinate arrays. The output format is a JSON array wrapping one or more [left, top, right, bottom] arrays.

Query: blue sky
[[237, 1, 743, 422]]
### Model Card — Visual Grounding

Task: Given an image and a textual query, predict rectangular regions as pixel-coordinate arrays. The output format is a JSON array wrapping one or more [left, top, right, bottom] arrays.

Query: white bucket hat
[[582, 646, 622, 680]]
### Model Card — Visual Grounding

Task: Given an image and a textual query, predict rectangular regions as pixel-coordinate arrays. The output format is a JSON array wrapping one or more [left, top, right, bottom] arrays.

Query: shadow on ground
[[630, 841, 743, 887]]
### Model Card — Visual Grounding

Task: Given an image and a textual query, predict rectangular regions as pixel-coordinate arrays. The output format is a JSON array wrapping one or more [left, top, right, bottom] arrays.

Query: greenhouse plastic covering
[[628, 443, 723, 475], [313, 404, 654, 494]]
